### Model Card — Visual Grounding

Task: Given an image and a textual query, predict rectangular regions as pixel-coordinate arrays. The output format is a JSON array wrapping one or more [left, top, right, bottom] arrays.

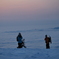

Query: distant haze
[[0, 0, 59, 26]]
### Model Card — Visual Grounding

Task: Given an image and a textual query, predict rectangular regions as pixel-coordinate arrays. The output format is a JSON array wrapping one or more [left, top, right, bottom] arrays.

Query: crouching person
[[16, 33, 26, 48]]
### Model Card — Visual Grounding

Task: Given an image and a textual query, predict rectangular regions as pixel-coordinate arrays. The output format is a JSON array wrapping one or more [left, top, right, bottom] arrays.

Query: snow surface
[[0, 48, 59, 59], [0, 24, 59, 59]]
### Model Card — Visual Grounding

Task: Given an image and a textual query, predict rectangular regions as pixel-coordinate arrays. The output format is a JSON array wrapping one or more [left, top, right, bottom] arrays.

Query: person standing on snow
[[44, 35, 52, 49]]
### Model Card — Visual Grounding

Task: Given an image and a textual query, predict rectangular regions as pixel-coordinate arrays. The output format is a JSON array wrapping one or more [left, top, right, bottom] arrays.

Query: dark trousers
[[46, 43, 50, 49], [17, 43, 23, 48]]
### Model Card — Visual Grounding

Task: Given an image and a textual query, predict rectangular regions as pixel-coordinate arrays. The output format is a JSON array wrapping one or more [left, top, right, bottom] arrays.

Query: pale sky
[[0, 0, 59, 23]]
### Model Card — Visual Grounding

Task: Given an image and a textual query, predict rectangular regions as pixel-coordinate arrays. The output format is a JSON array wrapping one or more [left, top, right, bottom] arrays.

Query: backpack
[[49, 36, 52, 43]]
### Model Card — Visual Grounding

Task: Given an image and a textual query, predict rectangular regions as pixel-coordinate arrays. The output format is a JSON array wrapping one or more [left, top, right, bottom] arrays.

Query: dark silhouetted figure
[[44, 35, 52, 49], [16, 33, 26, 48]]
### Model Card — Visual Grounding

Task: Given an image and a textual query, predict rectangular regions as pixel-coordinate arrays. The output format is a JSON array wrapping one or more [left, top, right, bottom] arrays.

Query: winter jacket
[[44, 37, 49, 44], [17, 36, 23, 43]]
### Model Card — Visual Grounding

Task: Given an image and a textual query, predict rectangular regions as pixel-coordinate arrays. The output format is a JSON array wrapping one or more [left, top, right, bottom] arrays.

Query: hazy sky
[[0, 0, 59, 23]]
